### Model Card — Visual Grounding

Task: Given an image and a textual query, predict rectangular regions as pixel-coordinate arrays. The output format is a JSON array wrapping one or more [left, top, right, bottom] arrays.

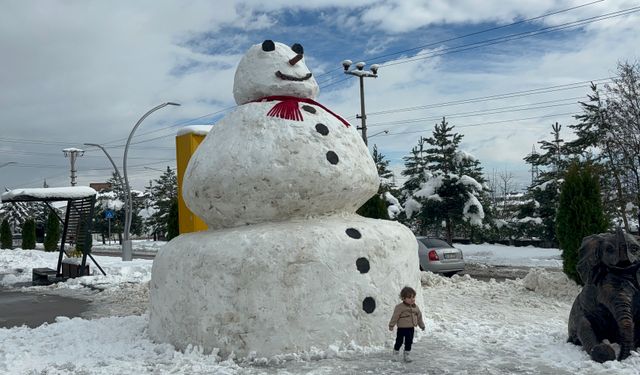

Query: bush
[[21, 218, 36, 249], [0, 219, 12, 249], [556, 162, 608, 284], [357, 194, 390, 220], [44, 210, 60, 252]]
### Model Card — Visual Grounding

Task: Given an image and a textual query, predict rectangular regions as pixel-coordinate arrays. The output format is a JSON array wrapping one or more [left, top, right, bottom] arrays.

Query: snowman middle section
[[182, 101, 380, 229], [149, 214, 421, 357]]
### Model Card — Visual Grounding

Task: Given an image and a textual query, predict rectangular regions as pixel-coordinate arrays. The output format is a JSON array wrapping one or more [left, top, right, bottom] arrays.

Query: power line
[[357, 77, 614, 119], [366, 97, 583, 128], [381, 7, 640, 68], [374, 112, 578, 138], [314, 0, 605, 80], [317, 7, 639, 89]]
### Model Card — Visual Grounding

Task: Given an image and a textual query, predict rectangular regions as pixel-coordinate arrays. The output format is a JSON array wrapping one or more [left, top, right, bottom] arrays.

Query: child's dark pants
[[394, 327, 415, 351]]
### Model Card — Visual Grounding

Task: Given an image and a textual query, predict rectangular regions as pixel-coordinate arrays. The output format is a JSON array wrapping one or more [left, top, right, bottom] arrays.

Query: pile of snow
[[458, 243, 563, 268], [523, 268, 581, 300]]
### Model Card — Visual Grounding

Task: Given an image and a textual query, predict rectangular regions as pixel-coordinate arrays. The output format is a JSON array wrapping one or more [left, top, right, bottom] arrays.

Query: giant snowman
[[149, 40, 422, 357]]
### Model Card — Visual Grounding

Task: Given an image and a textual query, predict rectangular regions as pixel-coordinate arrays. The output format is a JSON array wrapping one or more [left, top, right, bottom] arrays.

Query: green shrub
[[44, 210, 60, 252], [21, 218, 36, 249], [0, 219, 12, 249], [556, 162, 608, 284], [357, 194, 390, 220]]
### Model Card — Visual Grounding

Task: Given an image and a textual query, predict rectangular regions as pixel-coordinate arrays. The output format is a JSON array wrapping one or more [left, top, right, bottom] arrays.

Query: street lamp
[[83, 143, 124, 187], [122, 102, 180, 261], [368, 130, 389, 139], [342, 59, 379, 146]]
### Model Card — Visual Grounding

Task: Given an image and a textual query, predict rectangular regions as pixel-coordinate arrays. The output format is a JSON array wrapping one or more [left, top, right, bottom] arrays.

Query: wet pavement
[[0, 288, 88, 328]]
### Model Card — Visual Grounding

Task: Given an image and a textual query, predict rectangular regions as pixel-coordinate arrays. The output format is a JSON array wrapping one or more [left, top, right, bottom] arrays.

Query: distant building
[[89, 182, 112, 192]]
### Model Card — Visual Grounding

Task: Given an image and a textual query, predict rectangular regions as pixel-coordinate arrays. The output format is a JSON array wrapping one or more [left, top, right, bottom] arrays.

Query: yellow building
[[175, 125, 212, 234]]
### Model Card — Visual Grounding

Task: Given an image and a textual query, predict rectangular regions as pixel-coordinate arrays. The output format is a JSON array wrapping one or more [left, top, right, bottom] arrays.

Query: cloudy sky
[[0, 0, 638, 193]]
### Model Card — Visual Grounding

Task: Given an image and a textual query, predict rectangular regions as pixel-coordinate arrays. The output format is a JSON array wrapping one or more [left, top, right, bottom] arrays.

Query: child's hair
[[400, 286, 416, 299]]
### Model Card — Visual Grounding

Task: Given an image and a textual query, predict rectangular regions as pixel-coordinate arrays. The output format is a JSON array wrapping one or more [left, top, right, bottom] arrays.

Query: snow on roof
[[62, 147, 84, 153], [1, 186, 97, 202], [176, 125, 213, 137]]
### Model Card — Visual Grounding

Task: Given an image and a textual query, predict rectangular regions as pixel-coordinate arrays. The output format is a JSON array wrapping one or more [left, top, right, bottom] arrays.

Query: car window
[[418, 238, 452, 248]]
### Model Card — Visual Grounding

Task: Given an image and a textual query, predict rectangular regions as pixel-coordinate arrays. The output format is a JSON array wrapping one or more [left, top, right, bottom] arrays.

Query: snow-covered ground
[[2, 242, 640, 374]]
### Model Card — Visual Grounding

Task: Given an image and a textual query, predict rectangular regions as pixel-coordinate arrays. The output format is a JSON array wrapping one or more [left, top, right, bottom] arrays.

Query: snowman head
[[233, 40, 320, 105]]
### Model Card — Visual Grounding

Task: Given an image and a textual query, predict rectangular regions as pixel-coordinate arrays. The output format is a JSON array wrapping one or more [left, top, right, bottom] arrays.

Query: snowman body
[[149, 41, 422, 357]]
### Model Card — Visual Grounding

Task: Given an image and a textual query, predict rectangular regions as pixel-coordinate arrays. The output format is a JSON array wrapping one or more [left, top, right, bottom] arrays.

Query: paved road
[[0, 289, 88, 329]]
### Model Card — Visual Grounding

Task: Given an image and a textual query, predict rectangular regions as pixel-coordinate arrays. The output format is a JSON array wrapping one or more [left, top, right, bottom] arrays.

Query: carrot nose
[[289, 54, 303, 66]]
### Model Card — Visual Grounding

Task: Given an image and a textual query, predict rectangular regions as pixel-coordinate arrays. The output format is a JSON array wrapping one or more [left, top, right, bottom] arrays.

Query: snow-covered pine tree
[[372, 144, 394, 192], [520, 123, 570, 246], [565, 83, 625, 231], [145, 166, 178, 240], [404, 117, 487, 242]]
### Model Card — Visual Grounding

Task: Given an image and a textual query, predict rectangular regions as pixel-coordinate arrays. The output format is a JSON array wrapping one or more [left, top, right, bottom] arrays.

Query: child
[[388, 286, 425, 362]]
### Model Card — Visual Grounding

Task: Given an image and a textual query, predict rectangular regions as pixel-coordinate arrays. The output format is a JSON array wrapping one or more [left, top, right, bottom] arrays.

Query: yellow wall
[[176, 132, 208, 234]]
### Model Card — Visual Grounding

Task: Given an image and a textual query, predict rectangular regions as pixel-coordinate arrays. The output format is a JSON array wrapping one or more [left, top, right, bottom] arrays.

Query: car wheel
[[419, 265, 424, 271], [443, 272, 457, 277]]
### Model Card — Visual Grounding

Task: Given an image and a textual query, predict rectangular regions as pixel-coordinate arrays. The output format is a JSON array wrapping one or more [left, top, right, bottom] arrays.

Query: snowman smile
[[275, 71, 313, 81]]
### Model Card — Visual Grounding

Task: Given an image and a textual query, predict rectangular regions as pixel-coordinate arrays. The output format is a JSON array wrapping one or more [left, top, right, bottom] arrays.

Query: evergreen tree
[[356, 145, 395, 220], [1, 218, 12, 249], [357, 195, 390, 220], [166, 198, 180, 241], [21, 218, 36, 249], [566, 82, 628, 231], [145, 167, 178, 240], [402, 118, 487, 241], [400, 137, 428, 194], [556, 162, 608, 284], [521, 122, 569, 245], [371, 144, 395, 192], [44, 210, 61, 252]]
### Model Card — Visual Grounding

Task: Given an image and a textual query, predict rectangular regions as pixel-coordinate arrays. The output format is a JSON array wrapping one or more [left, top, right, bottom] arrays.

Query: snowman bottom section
[[148, 215, 423, 358]]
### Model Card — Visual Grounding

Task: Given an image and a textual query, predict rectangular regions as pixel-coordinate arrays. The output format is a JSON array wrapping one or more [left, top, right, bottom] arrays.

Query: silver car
[[417, 237, 465, 276]]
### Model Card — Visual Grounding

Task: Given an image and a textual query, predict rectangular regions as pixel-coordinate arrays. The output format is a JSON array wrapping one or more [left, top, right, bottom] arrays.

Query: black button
[[315, 123, 329, 136], [363, 297, 376, 313], [356, 258, 370, 274], [346, 228, 361, 239], [326, 151, 339, 164], [302, 105, 316, 114]]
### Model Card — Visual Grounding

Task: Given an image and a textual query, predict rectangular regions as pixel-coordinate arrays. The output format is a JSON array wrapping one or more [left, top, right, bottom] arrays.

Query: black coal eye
[[291, 43, 304, 55], [262, 40, 275, 52]]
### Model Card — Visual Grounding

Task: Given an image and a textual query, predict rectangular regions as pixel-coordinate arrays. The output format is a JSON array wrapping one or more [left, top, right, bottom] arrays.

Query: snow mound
[[420, 271, 473, 287], [523, 268, 581, 299]]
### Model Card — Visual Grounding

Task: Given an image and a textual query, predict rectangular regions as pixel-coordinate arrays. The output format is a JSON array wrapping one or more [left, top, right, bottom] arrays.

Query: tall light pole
[[83, 143, 124, 187], [122, 102, 180, 261], [342, 60, 379, 146], [62, 148, 85, 186]]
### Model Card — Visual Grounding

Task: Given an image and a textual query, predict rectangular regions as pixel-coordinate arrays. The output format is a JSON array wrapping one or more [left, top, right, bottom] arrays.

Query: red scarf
[[253, 95, 351, 127]]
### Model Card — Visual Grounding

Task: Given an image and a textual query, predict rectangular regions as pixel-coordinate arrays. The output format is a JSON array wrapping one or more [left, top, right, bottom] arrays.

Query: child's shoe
[[392, 350, 400, 361], [403, 351, 412, 363]]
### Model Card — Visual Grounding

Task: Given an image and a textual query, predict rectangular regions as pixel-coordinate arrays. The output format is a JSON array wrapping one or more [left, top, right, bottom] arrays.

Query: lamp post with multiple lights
[[342, 60, 379, 146]]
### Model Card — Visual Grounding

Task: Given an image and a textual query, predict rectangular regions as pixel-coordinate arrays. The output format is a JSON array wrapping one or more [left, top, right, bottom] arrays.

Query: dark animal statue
[[567, 230, 640, 362]]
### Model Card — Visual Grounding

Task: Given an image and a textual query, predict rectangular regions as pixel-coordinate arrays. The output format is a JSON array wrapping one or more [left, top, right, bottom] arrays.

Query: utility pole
[[551, 122, 563, 180], [62, 148, 85, 186], [342, 60, 379, 146], [527, 145, 539, 186]]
